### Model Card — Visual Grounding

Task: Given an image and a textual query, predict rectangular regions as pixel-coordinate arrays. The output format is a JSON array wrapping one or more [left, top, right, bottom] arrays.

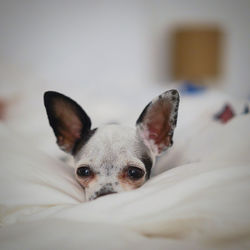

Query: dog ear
[[136, 89, 180, 156], [44, 91, 91, 154]]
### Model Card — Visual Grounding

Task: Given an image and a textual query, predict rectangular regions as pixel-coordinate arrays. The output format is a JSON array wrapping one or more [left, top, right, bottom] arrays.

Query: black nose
[[95, 191, 117, 199]]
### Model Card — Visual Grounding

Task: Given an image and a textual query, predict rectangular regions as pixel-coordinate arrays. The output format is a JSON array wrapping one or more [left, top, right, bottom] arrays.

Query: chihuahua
[[44, 90, 179, 201]]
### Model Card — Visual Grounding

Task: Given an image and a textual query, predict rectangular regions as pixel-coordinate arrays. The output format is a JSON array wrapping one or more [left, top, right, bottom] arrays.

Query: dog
[[44, 90, 180, 201]]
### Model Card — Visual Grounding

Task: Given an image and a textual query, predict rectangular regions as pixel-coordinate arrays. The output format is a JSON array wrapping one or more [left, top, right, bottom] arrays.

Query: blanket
[[0, 89, 250, 250]]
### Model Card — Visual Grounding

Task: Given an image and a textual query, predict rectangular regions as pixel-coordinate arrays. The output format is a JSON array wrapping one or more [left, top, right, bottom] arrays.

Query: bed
[[0, 84, 250, 249]]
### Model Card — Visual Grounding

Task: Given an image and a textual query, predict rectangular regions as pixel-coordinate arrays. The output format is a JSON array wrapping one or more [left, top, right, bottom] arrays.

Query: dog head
[[44, 90, 179, 201]]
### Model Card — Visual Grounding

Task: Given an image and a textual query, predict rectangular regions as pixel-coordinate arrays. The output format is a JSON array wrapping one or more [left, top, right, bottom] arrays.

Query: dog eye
[[127, 166, 145, 180], [77, 166, 93, 177]]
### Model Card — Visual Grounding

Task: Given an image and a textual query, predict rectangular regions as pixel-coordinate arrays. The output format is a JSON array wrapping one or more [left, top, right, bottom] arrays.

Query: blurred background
[[0, 0, 249, 155], [0, 0, 249, 94]]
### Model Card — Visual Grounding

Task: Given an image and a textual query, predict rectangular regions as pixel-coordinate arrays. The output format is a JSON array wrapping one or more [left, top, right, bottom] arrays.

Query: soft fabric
[[1, 110, 250, 249]]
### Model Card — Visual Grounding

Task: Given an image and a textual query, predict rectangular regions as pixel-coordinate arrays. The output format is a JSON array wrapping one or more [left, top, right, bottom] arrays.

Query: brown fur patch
[[76, 172, 97, 188], [118, 167, 145, 190]]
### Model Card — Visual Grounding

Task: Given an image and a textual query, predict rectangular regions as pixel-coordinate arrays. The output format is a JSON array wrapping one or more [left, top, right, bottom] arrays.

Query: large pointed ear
[[136, 89, 180, 156], [44, 91, 91, 154]]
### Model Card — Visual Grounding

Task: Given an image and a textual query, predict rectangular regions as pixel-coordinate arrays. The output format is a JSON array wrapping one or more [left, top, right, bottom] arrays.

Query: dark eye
[[77, 166, 93, 177], [127, 166, 145, 180]]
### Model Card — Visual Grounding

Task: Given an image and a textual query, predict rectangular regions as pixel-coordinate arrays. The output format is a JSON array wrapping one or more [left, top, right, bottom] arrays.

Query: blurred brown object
[[171, 26, 222, 83], [0, 99, 7, 120]]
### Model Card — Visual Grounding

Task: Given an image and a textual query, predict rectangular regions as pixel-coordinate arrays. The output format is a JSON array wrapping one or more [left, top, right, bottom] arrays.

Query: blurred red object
[[214, 104, 235, 124]]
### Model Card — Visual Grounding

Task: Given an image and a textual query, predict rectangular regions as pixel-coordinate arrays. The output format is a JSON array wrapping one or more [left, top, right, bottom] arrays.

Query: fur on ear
[[136, 89, 180, 156], [44, 91, 91, 154]]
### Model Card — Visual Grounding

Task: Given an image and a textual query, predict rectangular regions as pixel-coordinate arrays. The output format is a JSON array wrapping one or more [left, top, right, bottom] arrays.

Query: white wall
[[0, 0, 249, 98], [0, 0, 154, 89]]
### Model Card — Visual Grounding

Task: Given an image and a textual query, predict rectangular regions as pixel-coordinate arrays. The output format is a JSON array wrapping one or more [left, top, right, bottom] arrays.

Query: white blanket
[[0, 90, 250, 250]]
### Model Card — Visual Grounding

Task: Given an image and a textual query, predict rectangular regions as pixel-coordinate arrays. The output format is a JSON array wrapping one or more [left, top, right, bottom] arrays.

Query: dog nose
[[95, 191, 116, 199]]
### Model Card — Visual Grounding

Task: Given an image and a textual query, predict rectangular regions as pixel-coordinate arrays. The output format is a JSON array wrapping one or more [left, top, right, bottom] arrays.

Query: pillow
[[154, 111, 250, 175]]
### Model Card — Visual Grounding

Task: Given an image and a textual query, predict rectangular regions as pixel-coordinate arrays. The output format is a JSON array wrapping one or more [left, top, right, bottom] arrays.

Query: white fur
[[74, 124, 152, 200]]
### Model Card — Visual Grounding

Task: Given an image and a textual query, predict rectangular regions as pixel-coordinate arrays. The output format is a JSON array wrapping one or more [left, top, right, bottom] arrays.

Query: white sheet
[[0, 89, 250, 249]]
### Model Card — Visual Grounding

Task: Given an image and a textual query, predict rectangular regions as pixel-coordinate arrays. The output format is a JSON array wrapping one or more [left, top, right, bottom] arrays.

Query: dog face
[[44, 90, 179, 201]]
